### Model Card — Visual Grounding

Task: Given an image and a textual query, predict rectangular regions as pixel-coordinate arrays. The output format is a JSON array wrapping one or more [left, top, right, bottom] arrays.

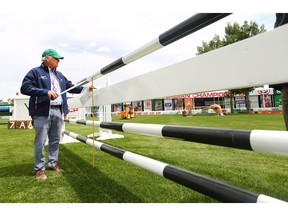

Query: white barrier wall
[[11, 96, 30, 120], [67, 24, 288, 108]]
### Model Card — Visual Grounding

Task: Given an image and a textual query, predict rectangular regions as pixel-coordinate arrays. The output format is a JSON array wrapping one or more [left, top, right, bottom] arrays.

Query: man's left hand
[[88, 86, 96, 92]]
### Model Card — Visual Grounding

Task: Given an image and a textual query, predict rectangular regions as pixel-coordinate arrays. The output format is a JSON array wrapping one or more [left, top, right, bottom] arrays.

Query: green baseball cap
[[42, 49, 64, 59]]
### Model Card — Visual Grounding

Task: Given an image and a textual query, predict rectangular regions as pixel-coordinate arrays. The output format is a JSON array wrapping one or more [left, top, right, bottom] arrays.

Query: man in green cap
[[20, 48, 94, 180]]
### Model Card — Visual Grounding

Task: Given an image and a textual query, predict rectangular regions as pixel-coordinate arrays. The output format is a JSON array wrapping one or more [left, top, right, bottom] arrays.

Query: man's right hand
[[48, 90, 58, 100]]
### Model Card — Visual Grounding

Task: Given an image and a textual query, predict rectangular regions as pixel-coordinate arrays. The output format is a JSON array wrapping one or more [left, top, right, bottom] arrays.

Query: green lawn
[[0, 113, 287, 203]]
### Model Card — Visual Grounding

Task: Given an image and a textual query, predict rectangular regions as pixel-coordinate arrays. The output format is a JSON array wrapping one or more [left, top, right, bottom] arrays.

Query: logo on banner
[[258, 89, 270, 95]]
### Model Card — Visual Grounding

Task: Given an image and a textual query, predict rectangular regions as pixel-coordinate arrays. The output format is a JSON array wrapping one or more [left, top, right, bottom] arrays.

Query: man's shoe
[[35, 170, 47, 180], [49, 164, 64, 172]]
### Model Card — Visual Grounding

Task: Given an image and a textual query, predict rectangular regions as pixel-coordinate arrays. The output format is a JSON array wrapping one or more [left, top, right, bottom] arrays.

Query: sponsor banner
[[154, 99, 163, 111], [193, 91, 228, 98], [184, 98, 193, 110], [235, 96, 246, 108], [250, 88, 274, 96], [175, 98, 183, 110], [260, 95, 272, 108], [144, 100, 152, 111], [164, 99, 173, 111], [132, 101, 143, 111], [113, 104, 122, 112], [274, 94, 281, 107], [250, 96, 259, 109], [112, 111, 180, 116], [224, 97, 231, 108], [165, 94, 192, 99]]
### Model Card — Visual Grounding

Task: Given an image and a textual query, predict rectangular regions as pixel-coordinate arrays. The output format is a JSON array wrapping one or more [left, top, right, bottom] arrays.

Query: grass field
[[0, 113, 287, 203]]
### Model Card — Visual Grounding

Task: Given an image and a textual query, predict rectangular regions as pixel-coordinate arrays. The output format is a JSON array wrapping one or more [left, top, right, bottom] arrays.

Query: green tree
[[196, 21, 266, 113]]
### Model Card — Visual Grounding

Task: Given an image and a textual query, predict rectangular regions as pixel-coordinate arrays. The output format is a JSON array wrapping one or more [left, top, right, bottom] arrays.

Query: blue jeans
[[33, 108, 63, 171]]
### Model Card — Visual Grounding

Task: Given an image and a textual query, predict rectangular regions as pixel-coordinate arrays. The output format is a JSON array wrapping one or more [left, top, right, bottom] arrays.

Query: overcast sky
[[0, 0, 282, 101]]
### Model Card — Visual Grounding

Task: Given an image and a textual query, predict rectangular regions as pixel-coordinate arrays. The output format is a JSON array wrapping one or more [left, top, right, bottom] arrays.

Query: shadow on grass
[[0, 163, 33, 178], [59, 146, 143, 203]]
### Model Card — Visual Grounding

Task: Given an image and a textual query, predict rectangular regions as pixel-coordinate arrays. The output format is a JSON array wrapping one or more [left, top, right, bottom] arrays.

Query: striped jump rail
[[64, 129, 285, 203], [64, 119, 288, 156], [60, 13, 231, 95]]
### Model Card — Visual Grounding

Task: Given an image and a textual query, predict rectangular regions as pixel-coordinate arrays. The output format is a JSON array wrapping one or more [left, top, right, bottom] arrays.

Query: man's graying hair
[[41, 55, 52, 62]]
